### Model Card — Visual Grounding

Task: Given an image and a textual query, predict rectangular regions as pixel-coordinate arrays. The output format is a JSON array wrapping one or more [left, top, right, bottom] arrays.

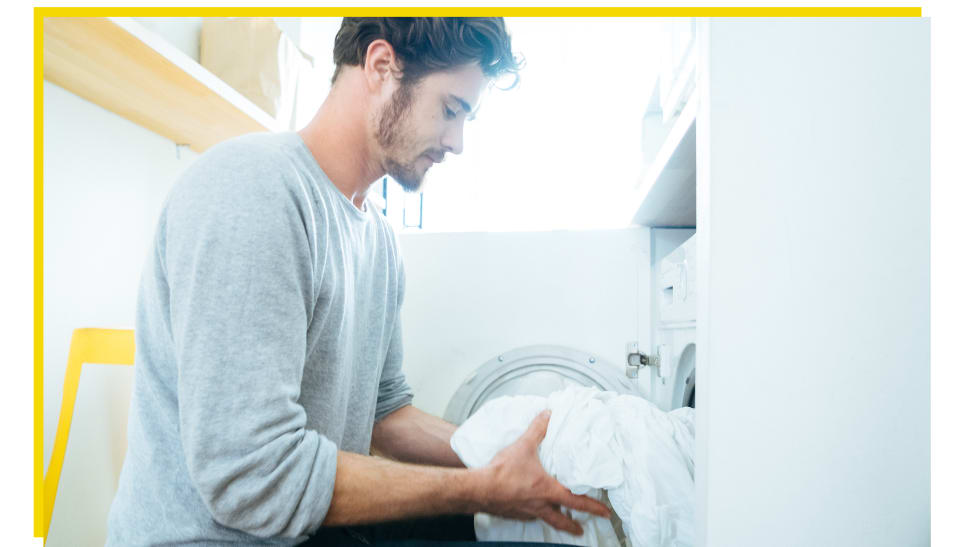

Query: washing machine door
[[443, 345, 641, 424]]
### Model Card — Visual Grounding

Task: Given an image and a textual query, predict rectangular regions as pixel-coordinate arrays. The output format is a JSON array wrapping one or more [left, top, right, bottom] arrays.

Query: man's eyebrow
[[449, 94, 473, 113], [448, 94, 480, 121]]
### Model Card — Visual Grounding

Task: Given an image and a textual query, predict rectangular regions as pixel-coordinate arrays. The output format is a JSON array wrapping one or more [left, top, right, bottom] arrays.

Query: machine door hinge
[[626, 341, 660, 378]]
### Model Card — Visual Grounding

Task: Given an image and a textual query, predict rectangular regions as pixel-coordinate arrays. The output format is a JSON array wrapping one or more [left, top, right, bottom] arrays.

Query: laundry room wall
[[397, 228, 654, 418]]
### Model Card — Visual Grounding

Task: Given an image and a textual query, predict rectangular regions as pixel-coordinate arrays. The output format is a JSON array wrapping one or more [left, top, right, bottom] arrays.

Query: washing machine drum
[[443, 345, 640, 425]]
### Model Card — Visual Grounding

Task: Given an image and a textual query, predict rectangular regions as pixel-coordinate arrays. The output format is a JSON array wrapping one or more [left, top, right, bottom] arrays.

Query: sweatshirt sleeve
[[374, 238, 414, 422], [162, 146, 336, 539]]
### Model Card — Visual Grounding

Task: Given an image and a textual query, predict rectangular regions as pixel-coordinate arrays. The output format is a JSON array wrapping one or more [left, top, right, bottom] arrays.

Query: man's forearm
[[323, 450, 485, 526], [371, 405, 465, 467]]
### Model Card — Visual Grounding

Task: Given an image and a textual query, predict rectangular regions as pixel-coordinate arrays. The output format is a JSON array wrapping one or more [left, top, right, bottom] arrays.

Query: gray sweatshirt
[[106, 132, 414, 545]]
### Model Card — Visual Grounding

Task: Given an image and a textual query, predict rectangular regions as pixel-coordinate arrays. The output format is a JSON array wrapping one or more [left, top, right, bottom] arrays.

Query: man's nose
[[441, 121, 464, 156]]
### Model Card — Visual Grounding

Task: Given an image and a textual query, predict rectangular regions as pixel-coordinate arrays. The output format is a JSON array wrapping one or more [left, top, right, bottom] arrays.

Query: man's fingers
[[521, 409, 552, 447], [555, 489, 612, 519], [539, 506, 583, 536]]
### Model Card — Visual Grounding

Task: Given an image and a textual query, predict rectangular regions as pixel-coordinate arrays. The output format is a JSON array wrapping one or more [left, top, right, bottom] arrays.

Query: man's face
[[374, 62, 488, 192]]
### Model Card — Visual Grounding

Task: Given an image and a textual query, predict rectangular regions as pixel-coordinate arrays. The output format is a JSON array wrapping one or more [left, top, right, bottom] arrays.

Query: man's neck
[[298, 89, 384, 211]]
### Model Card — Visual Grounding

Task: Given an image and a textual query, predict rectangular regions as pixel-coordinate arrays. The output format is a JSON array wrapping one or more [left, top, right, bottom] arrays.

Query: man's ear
[[363, 39, 400, 92]]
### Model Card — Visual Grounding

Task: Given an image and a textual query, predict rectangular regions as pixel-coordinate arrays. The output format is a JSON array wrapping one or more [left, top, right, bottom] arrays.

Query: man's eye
[[444, 107, 457, 120]]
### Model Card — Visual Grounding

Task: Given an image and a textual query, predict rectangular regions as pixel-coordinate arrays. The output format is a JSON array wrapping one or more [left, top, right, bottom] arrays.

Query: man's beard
[[376, 82, 425, 193]]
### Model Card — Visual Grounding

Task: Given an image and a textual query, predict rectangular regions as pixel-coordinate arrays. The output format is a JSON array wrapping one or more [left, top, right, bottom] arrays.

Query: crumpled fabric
[[450, 384, 695, 547]]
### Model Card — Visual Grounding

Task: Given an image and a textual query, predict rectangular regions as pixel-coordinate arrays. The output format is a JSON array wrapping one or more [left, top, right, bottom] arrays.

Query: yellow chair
[[43, 328, 135, 542]]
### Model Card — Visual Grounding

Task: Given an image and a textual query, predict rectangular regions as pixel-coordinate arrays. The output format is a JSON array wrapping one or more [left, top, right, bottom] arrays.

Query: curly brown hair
[[331, 17, 521, 88]]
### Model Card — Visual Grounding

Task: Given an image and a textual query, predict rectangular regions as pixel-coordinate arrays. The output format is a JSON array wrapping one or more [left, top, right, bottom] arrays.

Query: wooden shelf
[[43, 17, 281, 153], [629, 89, 698, 227]]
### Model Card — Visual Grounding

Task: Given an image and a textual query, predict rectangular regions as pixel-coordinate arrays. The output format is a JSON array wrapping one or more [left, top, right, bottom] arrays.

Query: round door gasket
[[443, 344, 641, 424]]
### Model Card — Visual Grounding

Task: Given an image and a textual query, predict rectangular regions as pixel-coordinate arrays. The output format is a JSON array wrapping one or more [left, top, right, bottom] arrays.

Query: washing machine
[[438, 232, 698, 424], [647, 234, 697, 411]]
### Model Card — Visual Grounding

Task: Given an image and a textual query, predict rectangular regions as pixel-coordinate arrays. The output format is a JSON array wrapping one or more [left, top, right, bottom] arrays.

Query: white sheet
[[450, 385, 695, 547]]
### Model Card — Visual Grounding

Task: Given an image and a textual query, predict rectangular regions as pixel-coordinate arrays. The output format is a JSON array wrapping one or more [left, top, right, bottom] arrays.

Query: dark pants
[[300, 514, 566, 546]]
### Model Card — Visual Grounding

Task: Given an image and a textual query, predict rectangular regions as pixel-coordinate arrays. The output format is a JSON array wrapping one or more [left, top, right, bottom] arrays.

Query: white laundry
[[449, 395, 548, 469], [604, 395, 695, 547], [541, 388, 624, 497], [450, 385, 695, 547]]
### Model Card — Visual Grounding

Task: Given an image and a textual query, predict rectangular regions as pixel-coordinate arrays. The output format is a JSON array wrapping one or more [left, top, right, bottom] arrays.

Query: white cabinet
[[630, 19, 699, 228], [630, 16, 929, 546], [693, 18, 929, 546]]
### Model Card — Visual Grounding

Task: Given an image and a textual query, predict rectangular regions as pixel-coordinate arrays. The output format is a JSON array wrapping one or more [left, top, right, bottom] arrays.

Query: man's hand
[[475, 409, 612, 536]]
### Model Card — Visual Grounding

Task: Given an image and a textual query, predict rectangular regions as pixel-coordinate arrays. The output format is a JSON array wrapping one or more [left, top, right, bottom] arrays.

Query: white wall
[[398, 228, 654, 418], [696, 18, 930, 546], [132, 17, 203, 61], [43, 79, 198, 544], [290, 17, 342, 128]]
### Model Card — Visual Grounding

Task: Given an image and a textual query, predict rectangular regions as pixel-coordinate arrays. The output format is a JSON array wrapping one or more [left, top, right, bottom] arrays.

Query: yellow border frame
[[34, 7, 44, 539], [34, 6, 923, 17], [33, 4, 923, 540]]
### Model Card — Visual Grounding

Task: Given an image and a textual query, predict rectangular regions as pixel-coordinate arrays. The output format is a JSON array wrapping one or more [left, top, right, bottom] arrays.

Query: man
[[107, 17, 610, 546]]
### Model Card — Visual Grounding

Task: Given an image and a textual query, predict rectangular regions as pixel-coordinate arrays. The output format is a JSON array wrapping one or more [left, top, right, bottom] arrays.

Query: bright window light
[[418, 18, 665, 232]]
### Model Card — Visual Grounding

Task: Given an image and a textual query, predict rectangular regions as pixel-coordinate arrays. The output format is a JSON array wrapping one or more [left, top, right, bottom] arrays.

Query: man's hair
[[331, 17, 521, 88]]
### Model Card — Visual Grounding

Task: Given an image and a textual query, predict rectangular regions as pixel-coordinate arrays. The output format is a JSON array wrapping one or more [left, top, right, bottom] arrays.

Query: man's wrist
[[451, 466, 493, 514]]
